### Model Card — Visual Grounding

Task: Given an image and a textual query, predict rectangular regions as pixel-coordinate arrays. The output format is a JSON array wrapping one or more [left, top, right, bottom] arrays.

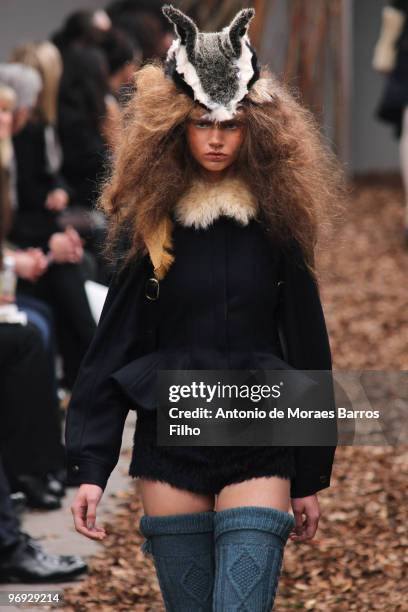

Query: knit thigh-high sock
[[139, 510, 215, 612], [213, 506, 295, 611]]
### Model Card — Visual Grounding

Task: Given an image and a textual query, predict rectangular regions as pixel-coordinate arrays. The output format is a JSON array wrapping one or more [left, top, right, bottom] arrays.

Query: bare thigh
[[215, 476, 291, 512], [137, 477, 215, 516]]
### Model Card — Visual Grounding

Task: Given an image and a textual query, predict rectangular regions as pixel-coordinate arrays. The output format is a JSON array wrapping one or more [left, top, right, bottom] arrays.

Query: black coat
[[57, 47, 108, 210], [65, 219, 337, 498], [10, 120, 69, 250]]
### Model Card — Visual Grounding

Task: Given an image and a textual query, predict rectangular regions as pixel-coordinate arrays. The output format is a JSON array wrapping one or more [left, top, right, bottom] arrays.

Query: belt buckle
[[145, 277, 160, 300]]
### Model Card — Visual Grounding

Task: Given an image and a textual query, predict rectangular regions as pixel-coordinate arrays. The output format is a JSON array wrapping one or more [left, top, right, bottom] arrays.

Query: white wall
[[0, 0, 103, 61], [260, 0, 401, 175], [0, 0, 401, 174], [352, 0, 400, 173]]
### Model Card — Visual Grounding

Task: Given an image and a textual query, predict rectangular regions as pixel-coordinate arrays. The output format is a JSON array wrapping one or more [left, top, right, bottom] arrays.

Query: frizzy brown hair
[[98, 60, 347, 280]]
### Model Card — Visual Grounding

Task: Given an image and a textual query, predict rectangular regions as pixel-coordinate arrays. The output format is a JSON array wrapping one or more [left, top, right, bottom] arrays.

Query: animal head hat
[[162, 4, 260, 121], [145, 4, 262, 281]]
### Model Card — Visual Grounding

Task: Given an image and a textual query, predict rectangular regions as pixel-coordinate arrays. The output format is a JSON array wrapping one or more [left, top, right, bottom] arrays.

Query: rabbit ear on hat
[[162, 4, 198, 49], [228, 8, 255, 57]]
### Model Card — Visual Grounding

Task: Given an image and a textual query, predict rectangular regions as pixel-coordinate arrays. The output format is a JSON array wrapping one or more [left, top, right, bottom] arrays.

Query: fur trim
[[144, 216, 175, 280], [144, 176, 258, 280], [173, 175, 259, 229]]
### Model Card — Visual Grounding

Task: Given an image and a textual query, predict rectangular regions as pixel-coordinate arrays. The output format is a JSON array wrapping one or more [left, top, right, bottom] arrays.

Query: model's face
[[186, 107, 246, 180]]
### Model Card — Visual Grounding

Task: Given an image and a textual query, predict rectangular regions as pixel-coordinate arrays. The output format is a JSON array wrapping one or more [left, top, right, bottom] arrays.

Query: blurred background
[[0, 0, 405, 175], [0, 1, 406, 610]]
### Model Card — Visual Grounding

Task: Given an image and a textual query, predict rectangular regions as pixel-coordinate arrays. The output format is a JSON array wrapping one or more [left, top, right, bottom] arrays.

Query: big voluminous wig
[[98, 60, 347, 280]]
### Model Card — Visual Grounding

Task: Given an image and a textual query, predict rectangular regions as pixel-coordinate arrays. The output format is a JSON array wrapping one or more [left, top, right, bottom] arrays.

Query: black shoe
[[10, 492, 27, 516], [52, 467, 77, 489], [0, 533, 88, 583], [45, 473, 66, 498], [52, 467, 68, 485], [15, 475, 61, 510], [18, 533, 88, 576]]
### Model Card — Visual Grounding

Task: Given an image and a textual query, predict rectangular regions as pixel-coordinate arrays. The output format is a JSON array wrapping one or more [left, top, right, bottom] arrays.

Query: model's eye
[[223, 122, 239, 130], [195, 121, 210, 128]]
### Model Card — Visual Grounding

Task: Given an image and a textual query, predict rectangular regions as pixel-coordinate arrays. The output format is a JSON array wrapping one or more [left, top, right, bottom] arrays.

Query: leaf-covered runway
[[63, 180, 408, 611]]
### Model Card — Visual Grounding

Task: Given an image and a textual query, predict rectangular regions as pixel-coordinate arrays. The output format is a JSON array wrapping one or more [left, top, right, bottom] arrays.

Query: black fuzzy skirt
[[128, 410, 296, 495]]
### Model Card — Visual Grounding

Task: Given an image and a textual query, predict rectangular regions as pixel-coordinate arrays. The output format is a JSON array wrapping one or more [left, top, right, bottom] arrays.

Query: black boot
[[52, 467, 68, 485], [50, 467, 75, 489], [9, 492, 27, 516], [13, 475, 61, 510], [44, 473, 66, 498], [18, 533, 88, 575], [0, 533, 88, 583]]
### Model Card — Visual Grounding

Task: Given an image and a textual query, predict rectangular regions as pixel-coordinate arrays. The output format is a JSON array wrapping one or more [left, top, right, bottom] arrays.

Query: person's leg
[[0, 453, 87, 582], [398, 105, 408, 242], [0, 323, 65, 488], [138, 479, 216, 611], [138, 479, 215, 516], [45, 263, 96, 388], [215, 475, 291, 513], [0, 455, 21, 555], [212, 476, 295, 611], [17, 263, 96, 389], [15, 294, 60, 409], [15, 296, 53, 350]]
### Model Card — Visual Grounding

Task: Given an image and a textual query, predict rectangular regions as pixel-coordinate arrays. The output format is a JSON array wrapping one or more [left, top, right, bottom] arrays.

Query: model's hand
[[71, 484, 107, 540], [289, 494, 320, 542]]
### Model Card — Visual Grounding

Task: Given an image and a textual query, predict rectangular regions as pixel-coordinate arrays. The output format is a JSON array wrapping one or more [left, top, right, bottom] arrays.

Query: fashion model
[[66, 5, 344, 610]]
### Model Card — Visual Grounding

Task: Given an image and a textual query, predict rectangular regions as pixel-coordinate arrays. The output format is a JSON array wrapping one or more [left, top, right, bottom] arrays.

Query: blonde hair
[[0, 84, 16, 112], [0, 84, 17, 252], [0, 84, 16, 169], [10, 41, 63, 124]]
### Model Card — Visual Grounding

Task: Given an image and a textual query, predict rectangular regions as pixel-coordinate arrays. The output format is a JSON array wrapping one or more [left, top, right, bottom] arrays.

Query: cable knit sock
[[213, 506, 295, 611], [139, 510, 215, 611]]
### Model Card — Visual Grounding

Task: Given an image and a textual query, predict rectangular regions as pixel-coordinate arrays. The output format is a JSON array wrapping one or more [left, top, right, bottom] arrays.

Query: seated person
[[0, 454, 87, 583]]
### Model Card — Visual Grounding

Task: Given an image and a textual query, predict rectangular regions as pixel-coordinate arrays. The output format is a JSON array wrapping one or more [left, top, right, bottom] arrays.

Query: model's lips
[[204, 152, 227, 160]]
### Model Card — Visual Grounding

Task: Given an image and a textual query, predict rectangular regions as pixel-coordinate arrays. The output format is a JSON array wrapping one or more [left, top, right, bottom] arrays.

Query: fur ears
[[162, 5, 255, 58], [162, 4, 260, 121], [162, 5, 198, 48], [228, 8, 256, 56]]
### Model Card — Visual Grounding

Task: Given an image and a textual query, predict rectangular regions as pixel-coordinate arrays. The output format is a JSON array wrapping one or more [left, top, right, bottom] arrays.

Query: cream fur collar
[[173, 175, 259, 229]]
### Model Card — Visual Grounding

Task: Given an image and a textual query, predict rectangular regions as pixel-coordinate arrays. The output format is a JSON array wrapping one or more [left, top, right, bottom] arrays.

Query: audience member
[[0, 4, 171, 578], [0, 60, 97, 389], [0, 454, 87, 582], [107, 0, 173, 61]]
